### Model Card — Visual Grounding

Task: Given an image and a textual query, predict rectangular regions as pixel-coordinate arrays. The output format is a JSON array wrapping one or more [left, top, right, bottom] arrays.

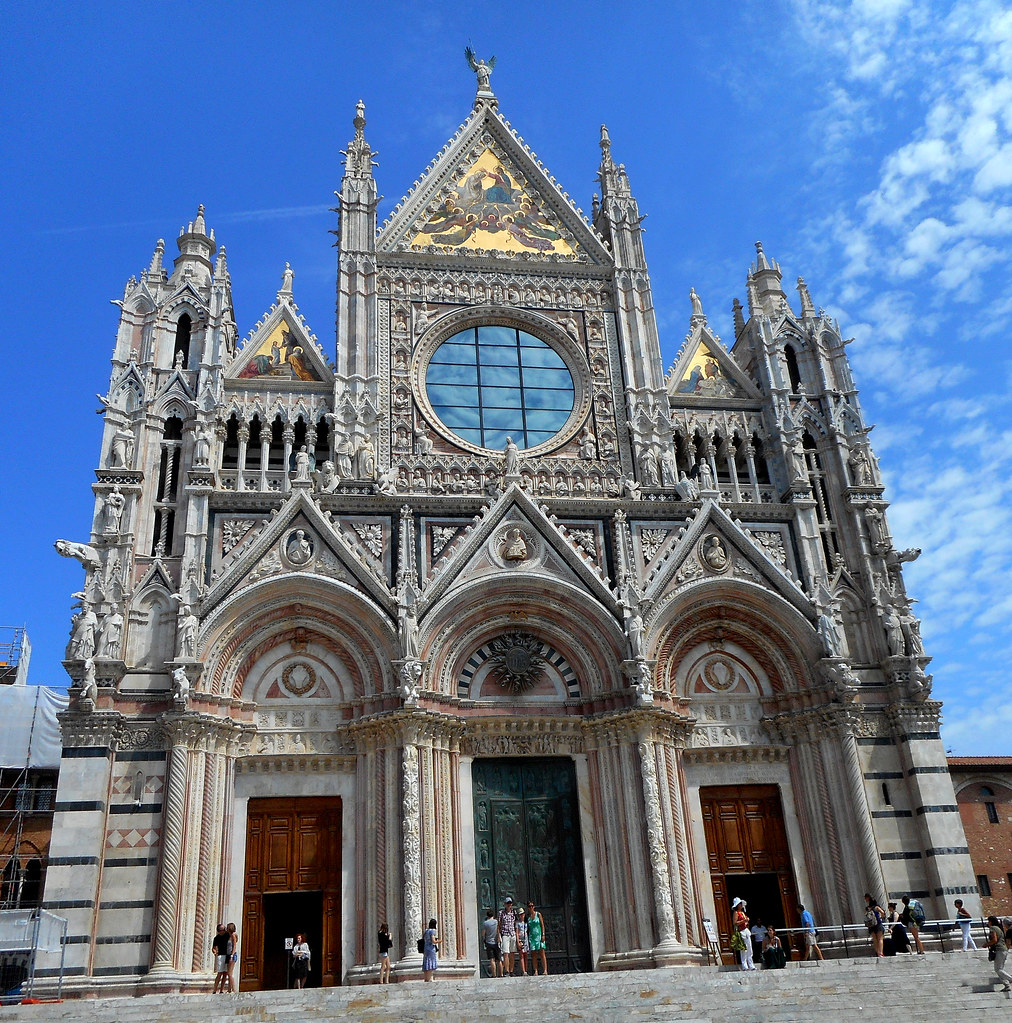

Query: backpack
[[909, 900, 925, 925], [417, 937, 425, 953]]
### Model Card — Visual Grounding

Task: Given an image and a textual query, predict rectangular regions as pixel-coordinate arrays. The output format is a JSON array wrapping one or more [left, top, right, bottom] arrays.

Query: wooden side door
[[241, 796, 341, 989]]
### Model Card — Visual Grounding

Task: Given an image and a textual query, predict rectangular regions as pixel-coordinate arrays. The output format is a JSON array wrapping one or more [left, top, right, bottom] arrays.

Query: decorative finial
[[354, 99, 366, 138], [797, 276, 815, 318], [147, 238, 165, 276], [215, 245, 228, 279], [465, 46, 497, 104], [733, 297, 745, 336]]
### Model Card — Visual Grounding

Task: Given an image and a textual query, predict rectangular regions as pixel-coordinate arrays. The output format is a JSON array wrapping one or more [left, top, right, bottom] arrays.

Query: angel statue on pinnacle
[[465, 46, 496, 94]]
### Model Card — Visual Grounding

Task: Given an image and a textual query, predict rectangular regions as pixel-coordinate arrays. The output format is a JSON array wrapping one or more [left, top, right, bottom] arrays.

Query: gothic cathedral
[[46, 67, 976, 993]]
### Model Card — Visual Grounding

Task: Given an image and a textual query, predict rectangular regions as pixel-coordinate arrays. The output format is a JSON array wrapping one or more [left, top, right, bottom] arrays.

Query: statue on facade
[[377, 465, 399, 496], [172, 599, 199, 660], [109, 426, 135, 468], [848, 446, 874, 487], [621, 476, 642, 500], [465, 47, 496, 94], [689, 287, 704, 319], [882, 606, 906, 657], [415, 424, 434, 455], [286, 529, 314, 567], [356, 435, 377, 479], [865, 506, 888, 552], [696, 458, 715, 492], [316, 460, 340, 494], [578, 427, 596, 460], [96, 607, 124, 659], [102, 487, 126, 535], [67, 605, 98, 660], [171, 666, 190, 710], [675, 471, 700, 501], [660, 447, 678, 487], [399, 601, 421, 659], [503, 437, 520, 477], [336, 434, 354, 477], [193, 420, 213, 466], [638, 447, 660, 486], [900, 608, 926, 658], [817, 611, 844, 659], [503, 527, 528, 562], [701, 534, 729, 572], [293, 445, 312, 482], [624, 605, 645, 660], [79, 657, 98, 707], [399, 659, 423, 704]]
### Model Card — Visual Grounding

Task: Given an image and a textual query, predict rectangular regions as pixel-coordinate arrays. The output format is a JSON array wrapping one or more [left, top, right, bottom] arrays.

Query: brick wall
[[950, 765, 1012, 918]]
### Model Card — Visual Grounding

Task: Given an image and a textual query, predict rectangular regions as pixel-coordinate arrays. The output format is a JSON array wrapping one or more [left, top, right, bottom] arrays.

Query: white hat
[[732, 897, 745, 908]]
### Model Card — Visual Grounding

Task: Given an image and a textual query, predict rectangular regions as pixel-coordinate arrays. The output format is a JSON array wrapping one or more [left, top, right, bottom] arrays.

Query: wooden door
[[241, 796, 341, 989], [699, 785, 799, 960]]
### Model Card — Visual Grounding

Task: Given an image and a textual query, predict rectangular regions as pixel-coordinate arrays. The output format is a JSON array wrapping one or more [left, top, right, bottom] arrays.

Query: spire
[[746, 273, 760, 318], [465, 47, 497, 109], [278, 262, 294, 301], [797, 276, 816, 319], [172, 203, 216, 280], [597, 124, 624, 198], [749, 241, 785, 316], [144, 238, 165, 281], [344, 99, 376, 178], [732, 297, 746, 337], [214, 244, 229, 282]]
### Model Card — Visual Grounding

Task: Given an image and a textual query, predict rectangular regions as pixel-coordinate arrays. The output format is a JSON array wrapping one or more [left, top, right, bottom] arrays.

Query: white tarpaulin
[[0, 686, 68, 769]]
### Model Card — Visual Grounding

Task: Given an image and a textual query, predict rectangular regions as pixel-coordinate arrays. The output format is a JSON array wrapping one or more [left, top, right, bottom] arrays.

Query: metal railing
[[0, 909, 67, 1003], [756, 916, 992, 961]]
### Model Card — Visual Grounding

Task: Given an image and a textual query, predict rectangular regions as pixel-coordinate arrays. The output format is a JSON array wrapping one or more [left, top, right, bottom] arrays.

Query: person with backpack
[[986, 916, 1011, 992], [864, 894, 886, 957], [901, 895, 926, 955]]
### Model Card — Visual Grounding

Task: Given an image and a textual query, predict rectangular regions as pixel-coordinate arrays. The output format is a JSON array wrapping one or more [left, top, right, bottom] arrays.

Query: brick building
[[949, 756, 1012, 917]]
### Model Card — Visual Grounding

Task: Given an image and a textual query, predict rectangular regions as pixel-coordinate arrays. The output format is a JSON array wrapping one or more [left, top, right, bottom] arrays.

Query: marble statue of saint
[[696, 458, 715, 491], [415, 424, 434, 455], [103, 487, 126, 535], [356, 435, 377, 479], [399, 603, 420, 659], [109, 427, 135, 468], [817, 612, 844, 659], [882, 607, 906, 657], [690, 287, 704, 318], [900, 610, 925, 657], [503, 527, 528, 562], [639, 447, 660, 486], [377, 466, 399, 496], [174, 602, 198, 660], [193, 420, 213, 466], [579, 428, 596, 460], [626, 609, 645, 660], [96, 609, 124, 659], [336, 435, 354, 477], [68, 607, 98, 660], [293, 445, 312, 482], [504, 437, 520, 476], [865, 506, 887, 551], [660, 448, 678, 487], [849, 447, 873, 486]]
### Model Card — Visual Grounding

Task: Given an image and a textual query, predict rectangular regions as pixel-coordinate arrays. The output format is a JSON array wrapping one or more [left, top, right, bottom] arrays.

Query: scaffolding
[[0, 628, 29, 687]]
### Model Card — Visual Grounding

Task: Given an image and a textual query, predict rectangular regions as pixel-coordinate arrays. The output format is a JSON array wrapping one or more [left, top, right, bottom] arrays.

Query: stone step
[[3, 954, 1008, 1023]]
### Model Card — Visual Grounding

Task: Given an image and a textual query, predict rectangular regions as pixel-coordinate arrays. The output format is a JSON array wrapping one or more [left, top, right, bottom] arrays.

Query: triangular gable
[[419, 484, 618, 614], [201, 490, 394, 615], [667, 327, 759, 400], [132, 559, 175, 597], [643, 500, 812, 619], [228, 300, 330, 383], [154, 368, 196, 407], [378, 106, 611, 265]]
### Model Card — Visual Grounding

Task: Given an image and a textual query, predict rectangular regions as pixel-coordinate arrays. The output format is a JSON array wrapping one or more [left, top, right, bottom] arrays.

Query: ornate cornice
[[461, 716, 584, 757], [682, 745, 789, 766], [57, 710, 124, 749]]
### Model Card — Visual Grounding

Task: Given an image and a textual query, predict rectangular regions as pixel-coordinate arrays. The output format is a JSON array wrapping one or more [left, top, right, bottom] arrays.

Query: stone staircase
[[3, 954, 1009, 1023]]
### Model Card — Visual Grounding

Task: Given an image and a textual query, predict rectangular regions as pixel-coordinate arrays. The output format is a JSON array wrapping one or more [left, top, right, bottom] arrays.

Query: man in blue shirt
[[798, 904, 824, 961]]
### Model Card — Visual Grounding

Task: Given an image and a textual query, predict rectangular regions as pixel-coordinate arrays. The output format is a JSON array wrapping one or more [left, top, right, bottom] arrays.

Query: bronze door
[[699, 785, 799, 961], [473, 759, 590, 973], [241, 796, 341, 989]]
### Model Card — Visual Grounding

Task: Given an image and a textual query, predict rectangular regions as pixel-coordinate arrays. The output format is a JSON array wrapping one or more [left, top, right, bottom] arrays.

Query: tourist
[[864, 894, 885, 957], [762, 925, 787, 969], [749, 917, 768, 961], [482, 909, 502, 977], [798, 904, 823, 961], [291, 932, 310, 988], [731, 898, 755, 971], [900, 895, 926, 955], [526, 900, 548, 976], [954, 900, 977, 951], [211, 923, 230, 993], [515, 905, 529, 976], [226, 921, 238, 992], [378, 922, 393, 983], [986, 915, 1011, 991], [422, 918, 440, 981], [498, 897, 518, 976]]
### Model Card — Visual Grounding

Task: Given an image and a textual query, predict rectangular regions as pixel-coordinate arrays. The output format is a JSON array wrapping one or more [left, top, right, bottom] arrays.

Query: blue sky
[[2, 2, 1009, 754]]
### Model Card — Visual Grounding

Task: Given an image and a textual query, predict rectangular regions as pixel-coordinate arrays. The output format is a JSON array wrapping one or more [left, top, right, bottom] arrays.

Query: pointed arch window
[[803, 431, 839, 566], [785, 344, 802, 393], [152, 415, 183, 556], [173, 314, 192, 368]]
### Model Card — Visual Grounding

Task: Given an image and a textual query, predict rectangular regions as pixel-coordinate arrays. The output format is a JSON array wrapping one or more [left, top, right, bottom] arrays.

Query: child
[[515, 905, 528, 976]]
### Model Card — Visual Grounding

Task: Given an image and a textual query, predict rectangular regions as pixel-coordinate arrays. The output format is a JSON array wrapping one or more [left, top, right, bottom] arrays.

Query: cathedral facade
[[44, 70, 976, 993]]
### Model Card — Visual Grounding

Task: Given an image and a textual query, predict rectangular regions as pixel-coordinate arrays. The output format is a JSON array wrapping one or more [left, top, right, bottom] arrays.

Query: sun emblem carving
[[486, 632, 545, 694]]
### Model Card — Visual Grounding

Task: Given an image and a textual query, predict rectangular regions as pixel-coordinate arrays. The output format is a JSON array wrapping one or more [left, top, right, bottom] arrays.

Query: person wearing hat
[[498, 897, 518, 976], [732, 898, 756, 971]]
